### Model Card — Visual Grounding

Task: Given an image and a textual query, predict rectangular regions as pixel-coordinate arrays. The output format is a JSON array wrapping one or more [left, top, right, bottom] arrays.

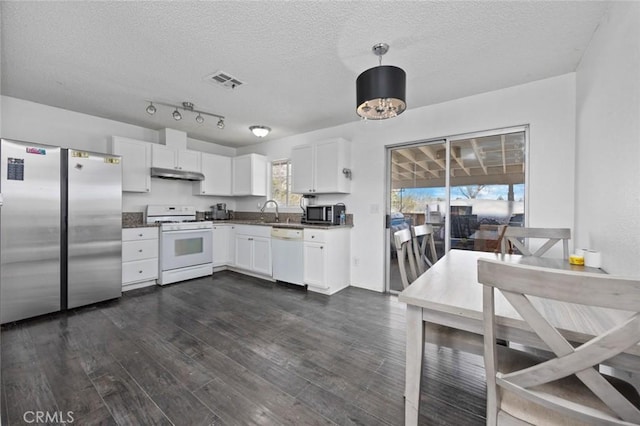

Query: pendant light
[[356, 43, 406, 120]]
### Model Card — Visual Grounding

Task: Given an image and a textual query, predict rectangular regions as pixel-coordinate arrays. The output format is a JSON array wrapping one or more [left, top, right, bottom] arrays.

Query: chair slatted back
[[499, 226, 571, 259], [478, 258, 640, 425], [411, 224, 438, 275], [394, 228, 418, 289]]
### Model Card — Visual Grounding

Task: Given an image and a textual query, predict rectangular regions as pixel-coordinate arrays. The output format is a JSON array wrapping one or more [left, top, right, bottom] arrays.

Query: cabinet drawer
[[304, 229, 326, 243], [123, 239, 158, 262], [123, 258, 158, 284], [123, 227, 158, 242]]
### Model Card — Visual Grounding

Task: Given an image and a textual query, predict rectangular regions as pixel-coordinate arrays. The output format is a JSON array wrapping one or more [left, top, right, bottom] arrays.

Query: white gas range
[[146, 205, 213, 285]]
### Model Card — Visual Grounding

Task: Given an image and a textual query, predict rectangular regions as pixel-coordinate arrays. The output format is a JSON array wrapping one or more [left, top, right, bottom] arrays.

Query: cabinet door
[[177, 150, 200, 171], [151, 144, 177, 169], [109, 137, 151, 193], [234, 234, 253, 270], [199, 154, 232, 195], [212, 226, 229, 267], [291, 144, 314, 193], [226, 226, 236, 265], [250, 155, 267, 196], [304, 242, 327, 288], [252, 236, 272, 276], [232, 155, 251, 195], [314, 140, 340, 193]]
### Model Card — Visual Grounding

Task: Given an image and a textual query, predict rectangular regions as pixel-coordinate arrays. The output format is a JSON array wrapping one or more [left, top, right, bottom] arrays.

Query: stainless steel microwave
[[303, 204, 345, 225]]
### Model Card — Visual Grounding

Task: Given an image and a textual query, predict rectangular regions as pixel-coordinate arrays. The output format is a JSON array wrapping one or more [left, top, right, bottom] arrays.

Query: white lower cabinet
[[212, 224, 235, 268], [233, 225, 272, 277], [122, 227, 159, 291], [303, 228, 350, 295]]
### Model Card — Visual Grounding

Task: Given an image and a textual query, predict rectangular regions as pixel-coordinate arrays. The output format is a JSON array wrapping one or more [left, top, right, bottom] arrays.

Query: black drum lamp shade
[[356, 65, 406, 120]]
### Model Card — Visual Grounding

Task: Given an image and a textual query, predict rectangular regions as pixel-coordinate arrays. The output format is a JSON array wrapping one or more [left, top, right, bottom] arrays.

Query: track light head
[[172, 109, 182, 120], [217, 119, 225, 129], [146, 102, 156, 115], [195, 113, 204, 124]]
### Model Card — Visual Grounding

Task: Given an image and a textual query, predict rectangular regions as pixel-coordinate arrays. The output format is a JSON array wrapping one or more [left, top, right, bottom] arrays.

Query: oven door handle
[[162, 229, 211, 235]]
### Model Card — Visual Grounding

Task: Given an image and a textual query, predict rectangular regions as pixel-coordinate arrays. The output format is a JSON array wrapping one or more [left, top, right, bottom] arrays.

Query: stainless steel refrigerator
[[1, 139, 122, 324]]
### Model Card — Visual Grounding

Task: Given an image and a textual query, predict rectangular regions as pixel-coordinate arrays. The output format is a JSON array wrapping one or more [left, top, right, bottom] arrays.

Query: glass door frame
[[384, 125, 530, 294]]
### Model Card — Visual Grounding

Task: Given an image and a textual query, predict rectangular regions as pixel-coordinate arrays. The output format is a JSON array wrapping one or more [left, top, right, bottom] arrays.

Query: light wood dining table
[[398, 249, 640, 426]]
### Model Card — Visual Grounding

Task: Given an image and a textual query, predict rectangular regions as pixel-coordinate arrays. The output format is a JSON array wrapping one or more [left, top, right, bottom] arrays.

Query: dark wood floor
[[1, 271, 487, 425]]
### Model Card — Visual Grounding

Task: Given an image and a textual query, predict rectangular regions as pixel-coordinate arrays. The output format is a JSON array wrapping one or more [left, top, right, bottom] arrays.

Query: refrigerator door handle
[[0, 193, 3, 206]]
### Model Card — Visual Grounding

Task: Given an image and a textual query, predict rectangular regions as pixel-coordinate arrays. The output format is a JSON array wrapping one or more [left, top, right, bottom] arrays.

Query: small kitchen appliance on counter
[[302, 204, 346, 225], [146, 205, 213, 285], [211, 203, 230, 220]]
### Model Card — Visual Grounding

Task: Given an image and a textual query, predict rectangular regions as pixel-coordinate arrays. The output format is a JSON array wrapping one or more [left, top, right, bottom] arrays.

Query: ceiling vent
[[204, 71, 245, 90]]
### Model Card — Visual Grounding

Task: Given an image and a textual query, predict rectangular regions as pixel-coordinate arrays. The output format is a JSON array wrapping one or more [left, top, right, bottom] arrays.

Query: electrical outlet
[[257, 202, 261, 209]]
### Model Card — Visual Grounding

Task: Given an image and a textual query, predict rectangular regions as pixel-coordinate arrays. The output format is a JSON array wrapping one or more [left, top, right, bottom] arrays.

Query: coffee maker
[[211, 203, 229, 220]]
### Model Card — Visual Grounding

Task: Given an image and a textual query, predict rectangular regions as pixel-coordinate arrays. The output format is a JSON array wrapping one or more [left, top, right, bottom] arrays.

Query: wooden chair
[[411, 224, 438, 274], [498, 226, 571, 259], [478, 258, 640, 425], [393, 228, 418, 289]]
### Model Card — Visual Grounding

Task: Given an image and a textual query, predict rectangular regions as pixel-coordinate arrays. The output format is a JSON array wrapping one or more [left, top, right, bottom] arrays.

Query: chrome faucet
[[260, 199, 279, 222]]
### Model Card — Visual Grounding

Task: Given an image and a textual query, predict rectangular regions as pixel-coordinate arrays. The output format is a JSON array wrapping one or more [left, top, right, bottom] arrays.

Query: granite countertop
[[213, 220, 352, 230], [122, 223, 160, 229]]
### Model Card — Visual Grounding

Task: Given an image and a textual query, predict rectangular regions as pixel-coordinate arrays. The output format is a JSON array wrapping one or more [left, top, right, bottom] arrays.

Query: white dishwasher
[[271, 227, 305, 286]]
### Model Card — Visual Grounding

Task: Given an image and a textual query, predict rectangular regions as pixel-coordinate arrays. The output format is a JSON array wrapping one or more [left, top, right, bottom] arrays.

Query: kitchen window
[[271, 159, 301, 208]]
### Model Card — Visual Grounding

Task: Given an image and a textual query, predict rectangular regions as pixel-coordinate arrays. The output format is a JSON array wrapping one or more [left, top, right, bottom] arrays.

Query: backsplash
[[233, 211, 353, 225], [122, 212, 144, 227], [123, 211, 353, 226]]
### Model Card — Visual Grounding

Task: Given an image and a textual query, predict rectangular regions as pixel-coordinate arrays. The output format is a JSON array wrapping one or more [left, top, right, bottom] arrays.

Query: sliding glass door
[[386, 126, 527, 293]]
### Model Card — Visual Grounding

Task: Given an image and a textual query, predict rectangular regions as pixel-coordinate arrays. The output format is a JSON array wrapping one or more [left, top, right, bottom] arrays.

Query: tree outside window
[[271, 160, 301, 208]]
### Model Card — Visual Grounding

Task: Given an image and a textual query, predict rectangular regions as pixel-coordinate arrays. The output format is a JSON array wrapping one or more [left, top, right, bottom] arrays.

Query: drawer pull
[[138, 234, 143, 237], [139, 270, 143, 273], [138, 249, 143, 252]]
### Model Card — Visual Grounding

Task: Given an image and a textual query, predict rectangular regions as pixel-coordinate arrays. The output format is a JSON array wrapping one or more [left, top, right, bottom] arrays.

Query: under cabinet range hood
[[150, 167, 204, 181]]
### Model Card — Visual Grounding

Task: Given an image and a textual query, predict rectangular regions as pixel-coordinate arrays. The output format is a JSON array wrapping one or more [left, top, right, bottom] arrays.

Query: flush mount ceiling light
[[145, 101, 225, 128], [356, 43, 406, 120], [249, 125, 271, 138]]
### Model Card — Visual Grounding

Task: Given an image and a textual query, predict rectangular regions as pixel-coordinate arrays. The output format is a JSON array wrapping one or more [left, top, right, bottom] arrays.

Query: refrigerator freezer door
[[67, 150, 122, 308], [1, 139, 62, 323]]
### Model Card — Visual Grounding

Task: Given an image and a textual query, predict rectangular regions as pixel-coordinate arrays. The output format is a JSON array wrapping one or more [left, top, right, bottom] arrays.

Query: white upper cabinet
[[151, 144, 201, 171], [109, 136, 151, 193], [232, 153, 267, 196], [194, 152, 232, 196], [291, 138, 351, 194], [291, 144, 314, 194]]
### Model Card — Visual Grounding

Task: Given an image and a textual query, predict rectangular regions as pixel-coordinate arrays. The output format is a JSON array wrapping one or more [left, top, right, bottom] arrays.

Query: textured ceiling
[[1, 1, 609, 147]]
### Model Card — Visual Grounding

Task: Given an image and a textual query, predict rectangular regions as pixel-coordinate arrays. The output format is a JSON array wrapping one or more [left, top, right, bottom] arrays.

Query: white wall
[[575, 2, 640, 276], [239, 74, 577, 292], [3, 73, 581, 293], [1, 96, 238, 213]]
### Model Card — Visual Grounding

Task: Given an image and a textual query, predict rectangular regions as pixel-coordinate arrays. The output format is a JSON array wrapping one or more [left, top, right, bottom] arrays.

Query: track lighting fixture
[[249, 125, 271, 138], [145, 101, 225, 129], [146, 102, 157, 115]]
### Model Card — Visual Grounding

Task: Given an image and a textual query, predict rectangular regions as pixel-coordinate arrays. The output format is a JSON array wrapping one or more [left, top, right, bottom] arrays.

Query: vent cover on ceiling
[[205, 71, 245, 90]]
